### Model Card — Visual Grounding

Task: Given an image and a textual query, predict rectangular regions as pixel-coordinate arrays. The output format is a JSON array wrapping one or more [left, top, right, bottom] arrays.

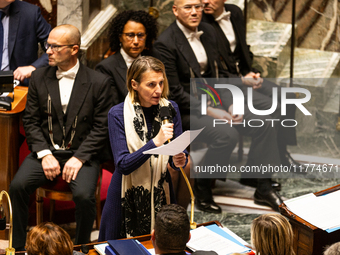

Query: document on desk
[[186, 226, 249, 255], [143, 128, 204, 156], [284, 190, 340, 231], [93, 243, 108, 255]]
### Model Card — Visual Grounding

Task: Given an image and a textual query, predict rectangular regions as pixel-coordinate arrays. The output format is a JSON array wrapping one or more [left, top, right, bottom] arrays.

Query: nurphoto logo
[[197, 80, 312, 128]]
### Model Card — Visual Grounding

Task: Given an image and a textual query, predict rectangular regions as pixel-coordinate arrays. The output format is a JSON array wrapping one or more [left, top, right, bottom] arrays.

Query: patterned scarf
[[121, 93, 173, 237]]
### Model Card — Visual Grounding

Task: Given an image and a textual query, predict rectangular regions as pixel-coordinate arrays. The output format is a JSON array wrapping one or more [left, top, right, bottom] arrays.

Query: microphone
[[160, 106, 172, 125], [160, 107, 172, 144]]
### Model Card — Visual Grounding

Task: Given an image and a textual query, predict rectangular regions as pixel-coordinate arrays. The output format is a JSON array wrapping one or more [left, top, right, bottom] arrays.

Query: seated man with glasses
[[44, 42, 80, 52], [9, 24, 113, 250], [154, 0, 283, 213]]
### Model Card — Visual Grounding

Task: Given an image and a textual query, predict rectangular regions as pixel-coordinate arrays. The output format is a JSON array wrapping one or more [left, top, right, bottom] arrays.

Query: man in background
[[154, 0, 283, 213], [201, 0, 302, 171], [0, 0, 51, 85]]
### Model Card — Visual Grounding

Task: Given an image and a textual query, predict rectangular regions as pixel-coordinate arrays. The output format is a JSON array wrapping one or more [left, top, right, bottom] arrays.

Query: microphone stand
[[0, 190, 15, 255], [161, 107, 196, 229], [178, 165, 197, 229], [165, 137, 196, 229]]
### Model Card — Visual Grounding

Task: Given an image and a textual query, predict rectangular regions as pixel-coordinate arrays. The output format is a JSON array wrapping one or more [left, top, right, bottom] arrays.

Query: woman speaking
[[98, 56, 187, 241]]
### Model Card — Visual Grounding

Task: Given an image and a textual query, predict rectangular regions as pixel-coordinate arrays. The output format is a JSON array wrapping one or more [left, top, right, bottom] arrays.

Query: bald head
[[51, 24, 81, 45], [173, 0, 203, 31], [46, 24, 81, 70]]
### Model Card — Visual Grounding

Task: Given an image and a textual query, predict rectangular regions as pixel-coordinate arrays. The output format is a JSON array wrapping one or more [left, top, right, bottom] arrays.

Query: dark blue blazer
[[8, 0, 51, 84]]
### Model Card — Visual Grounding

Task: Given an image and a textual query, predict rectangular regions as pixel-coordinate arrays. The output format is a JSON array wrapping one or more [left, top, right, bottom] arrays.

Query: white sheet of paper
[[220, 226, 250, 246], [143, 128, 204, 156], [284, 190, 340, 230], [186, 226, 249, 255], [147, 248, 156, 255]]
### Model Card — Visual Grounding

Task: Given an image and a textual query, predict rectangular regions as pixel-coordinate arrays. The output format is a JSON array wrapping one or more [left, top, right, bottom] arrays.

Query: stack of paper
[[94, 243, 108, 255], [186, 224, 251, 255], [284, 190, 340, 232]]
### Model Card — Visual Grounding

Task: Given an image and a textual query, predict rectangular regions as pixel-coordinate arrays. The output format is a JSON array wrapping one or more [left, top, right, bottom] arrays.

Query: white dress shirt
[[57, 59, 80, 114], [0, 6, 10, 71], [120, 47, 137, 69], [176, 20, 208, 75], [215, 10, 236, 52], [37, 59, 80, 159]]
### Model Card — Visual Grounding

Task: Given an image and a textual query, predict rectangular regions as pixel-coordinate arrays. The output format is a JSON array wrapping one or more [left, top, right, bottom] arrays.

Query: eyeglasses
[[121, 33, 147, 41], [44, 42, 77, 52], [177, 4, 204, 13]]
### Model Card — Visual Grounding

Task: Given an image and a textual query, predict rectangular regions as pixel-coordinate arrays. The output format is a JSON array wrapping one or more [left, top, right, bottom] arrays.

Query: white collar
[[214, 9, 231, 21], [57, 58, 80, 75], [176, 19, 201, 40], [120, 47, 137, 69]]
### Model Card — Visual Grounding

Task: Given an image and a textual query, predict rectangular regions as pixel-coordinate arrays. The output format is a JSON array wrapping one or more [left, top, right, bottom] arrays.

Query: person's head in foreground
[[26, 222, 73, 255], [251, 213, 295, 255], [324, 242, 340, 255], [152, 204, 190, 254]]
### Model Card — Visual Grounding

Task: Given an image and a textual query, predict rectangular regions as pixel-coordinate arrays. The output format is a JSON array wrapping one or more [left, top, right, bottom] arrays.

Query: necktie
[[215, 11, 231, 22], [56, 69, 76, 79], [188, 31, 204, 41], [0, 11, 4, 70]]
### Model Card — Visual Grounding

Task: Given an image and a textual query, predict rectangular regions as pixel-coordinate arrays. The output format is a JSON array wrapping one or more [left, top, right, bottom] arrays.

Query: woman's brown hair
[[26, 222, 73, 255], [251, 214, 295, 255]]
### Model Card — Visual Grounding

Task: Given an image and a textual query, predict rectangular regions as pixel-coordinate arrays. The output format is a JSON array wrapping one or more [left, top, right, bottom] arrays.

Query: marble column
[[57, 0, 83, 32]]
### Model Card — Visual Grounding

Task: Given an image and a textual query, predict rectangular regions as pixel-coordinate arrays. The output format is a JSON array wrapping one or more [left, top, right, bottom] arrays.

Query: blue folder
[[107, 239, 151, 255]]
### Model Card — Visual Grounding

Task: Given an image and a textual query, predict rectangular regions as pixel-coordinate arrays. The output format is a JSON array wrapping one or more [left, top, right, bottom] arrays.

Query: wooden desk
[[0, 86, 27, 192], [74, 221, 223, 255], [0, 86, 27, 240], [280, 184, 340, 255]]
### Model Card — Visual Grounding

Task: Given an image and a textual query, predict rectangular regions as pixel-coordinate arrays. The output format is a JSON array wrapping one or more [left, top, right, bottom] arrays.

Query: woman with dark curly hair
[[95, 10, 158, 106], [98, 56, 187, 241]]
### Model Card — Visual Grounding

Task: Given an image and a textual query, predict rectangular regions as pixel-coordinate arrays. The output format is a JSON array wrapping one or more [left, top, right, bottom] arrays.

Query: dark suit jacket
[[95, 49, 163, 106], [154, 21, 232, 115], [202, 4, 254, 75], [8, 0, 51, 84], [95, 52, 127, 106], [23, 63, 113, 163]]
